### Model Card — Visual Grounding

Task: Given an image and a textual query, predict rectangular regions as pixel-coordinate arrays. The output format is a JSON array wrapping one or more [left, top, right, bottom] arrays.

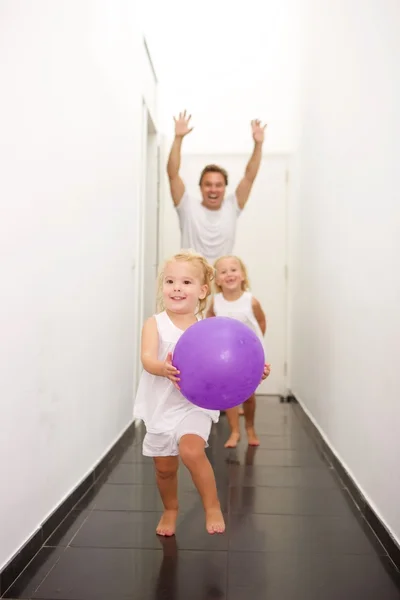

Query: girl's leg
[[153, 456, 179, 536], [179, 434, 225, 534], [243, 394, 260, 446], [224, 407, 241, 448], [238, 405, 244, 416]]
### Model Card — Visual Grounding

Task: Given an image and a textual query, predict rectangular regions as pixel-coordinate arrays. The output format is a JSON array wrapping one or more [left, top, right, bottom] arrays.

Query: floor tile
[[65, 508, 229, 551], [44, 511, 92, 548], [118, 444, 153, 464], [228, 552, 400, 600], [224, 447, 327, 467], [233, 420, 305, 438], [106, 462, 157, 485], [76, 483, 186, 511], [228, 465, 342, 488], [246, 435, 315, 450], [3, 398, 399, 600], [3, 547, 65, 598], [211, 431, 314, 452], [106, 462, 195, 488], [76, 481, 229, 513], [229, 486, 355, 516], [31, 546, 227, 600], [228, 513, 386, 555]]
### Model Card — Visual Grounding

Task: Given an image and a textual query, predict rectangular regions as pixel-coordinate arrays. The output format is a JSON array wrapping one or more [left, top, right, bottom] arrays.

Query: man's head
[[199, 164, 228, 210]]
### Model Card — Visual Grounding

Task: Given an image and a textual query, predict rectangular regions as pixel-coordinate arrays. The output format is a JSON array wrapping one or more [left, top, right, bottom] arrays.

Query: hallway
[[4, 398, 400, 599]]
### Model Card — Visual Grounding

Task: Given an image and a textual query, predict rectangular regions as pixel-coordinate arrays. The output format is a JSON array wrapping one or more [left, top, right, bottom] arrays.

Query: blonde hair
[[213, 255, 250, 293], [157, 249, 215, 316]]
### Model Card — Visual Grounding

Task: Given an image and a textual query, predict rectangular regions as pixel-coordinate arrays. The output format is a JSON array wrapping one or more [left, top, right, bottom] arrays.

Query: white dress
[[213, 291, 265, 357], [133, 311, 219, 434]]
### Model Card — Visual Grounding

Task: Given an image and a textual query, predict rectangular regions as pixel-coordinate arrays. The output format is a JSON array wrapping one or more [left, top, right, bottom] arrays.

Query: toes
[[224, 436, 240, 448], [207, 522, 225, 534], [157, 526, 175, 537]]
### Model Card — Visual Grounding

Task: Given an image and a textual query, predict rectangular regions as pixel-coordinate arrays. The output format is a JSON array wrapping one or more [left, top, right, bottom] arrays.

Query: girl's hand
[[261, 363, 271, 381], [163, 352, 180, 389]]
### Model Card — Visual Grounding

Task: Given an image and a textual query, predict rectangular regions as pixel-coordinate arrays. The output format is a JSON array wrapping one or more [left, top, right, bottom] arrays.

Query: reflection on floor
[[4, 397, 400, 599]]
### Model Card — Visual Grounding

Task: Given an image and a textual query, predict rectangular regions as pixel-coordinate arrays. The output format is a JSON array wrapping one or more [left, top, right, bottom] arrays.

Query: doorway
[[133, 101, 160, 393], [176, 153, 290, 397], [142, 108, 159, 321]]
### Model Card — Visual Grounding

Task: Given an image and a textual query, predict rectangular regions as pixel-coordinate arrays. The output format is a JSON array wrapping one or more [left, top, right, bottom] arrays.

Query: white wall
[[148, 0, 306, 270], [290, 0, 400, 543], [141, 0, 306, 154], [0, 0, 156, 571]]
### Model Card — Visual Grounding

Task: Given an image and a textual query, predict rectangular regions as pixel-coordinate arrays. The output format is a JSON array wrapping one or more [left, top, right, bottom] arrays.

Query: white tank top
[[133, 311, 219, 434], [213, 291, 265, 354]]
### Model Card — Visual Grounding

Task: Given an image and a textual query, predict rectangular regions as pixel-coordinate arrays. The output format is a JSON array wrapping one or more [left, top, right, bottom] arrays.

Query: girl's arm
[[141, 317, 180, 385], [141, 317, 165, 376], [252, 297, 267, 335], [206, 300, 215, 318]]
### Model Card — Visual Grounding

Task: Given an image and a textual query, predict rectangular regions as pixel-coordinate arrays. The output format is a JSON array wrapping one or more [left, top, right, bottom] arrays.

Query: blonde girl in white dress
[[207, 255, 271, 448], [133, 250, 224, 536]]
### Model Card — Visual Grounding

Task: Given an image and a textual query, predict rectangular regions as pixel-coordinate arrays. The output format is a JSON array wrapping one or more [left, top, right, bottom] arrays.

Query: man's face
[[200, 172, 226, 210]]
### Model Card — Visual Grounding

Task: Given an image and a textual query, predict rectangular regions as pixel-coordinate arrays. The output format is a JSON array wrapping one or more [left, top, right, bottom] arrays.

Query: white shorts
[[142, 411, 213, 457]]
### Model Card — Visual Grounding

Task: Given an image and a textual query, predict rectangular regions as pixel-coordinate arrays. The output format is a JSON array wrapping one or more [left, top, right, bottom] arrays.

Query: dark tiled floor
[[4, 398, 400, 599]]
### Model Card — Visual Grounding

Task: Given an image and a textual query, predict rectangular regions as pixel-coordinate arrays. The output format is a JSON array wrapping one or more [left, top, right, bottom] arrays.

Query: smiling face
[[215, 256, 245, 293], [200, 170, 227, 210], [162, 259, 208, 315]]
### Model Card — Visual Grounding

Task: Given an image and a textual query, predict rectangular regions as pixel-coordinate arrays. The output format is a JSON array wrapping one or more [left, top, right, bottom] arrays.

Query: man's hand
[[251, 119, 267, 144], [235, 120, 266, 209], [167, 111, 192, 206], [174, 110, 193, 138]]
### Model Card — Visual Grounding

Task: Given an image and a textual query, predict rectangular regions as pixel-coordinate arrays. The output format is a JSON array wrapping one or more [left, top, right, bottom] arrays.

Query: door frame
[[172, 151, 292, 398], [132, 99, 159, 396]]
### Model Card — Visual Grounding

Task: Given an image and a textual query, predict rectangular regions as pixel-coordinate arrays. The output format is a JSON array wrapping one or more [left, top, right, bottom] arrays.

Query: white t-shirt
[[133, 311, 219, 434], [176, 192, 242, 263]]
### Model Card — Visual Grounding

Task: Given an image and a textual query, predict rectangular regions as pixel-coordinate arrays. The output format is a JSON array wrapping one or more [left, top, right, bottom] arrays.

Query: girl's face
[[215, 257, 245, 292], [162, 260, 207, 314]]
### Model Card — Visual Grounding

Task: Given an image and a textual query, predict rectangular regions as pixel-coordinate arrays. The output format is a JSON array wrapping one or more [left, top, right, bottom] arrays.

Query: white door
[[142, 115, 159, 321], [179, 154, 289, 396]]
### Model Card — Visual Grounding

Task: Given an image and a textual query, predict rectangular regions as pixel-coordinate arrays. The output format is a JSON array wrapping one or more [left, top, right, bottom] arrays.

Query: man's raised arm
[[235, 120, 267, 210], [166, 110, 193, 207]]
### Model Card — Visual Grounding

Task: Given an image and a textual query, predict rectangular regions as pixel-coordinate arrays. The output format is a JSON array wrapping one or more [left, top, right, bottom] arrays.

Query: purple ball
[[173, 316, 265, 410]]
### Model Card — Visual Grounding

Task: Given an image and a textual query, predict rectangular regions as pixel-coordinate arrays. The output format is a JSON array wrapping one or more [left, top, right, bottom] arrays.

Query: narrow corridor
[[4, 398, 400, 599]]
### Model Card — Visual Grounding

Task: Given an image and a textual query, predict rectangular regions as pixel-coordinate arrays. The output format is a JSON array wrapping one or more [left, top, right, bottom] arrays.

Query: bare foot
[[224, 432, 240, 448], [206, 507, 225, 534], [246, 428, 260, 446], [156, 510, 178, 536]]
